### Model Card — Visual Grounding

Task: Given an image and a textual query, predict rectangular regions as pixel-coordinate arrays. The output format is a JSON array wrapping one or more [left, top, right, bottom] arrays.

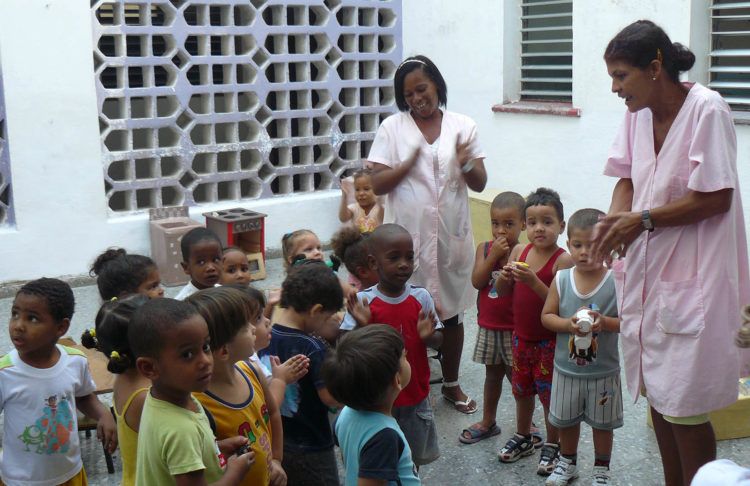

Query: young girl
[[81, 294, 150, 486], [187, 287, 286, 486], [221, 246, 252, 287], [331, 226, 378, 292], [281, 229, 325, 270], [338, 169, 383, 233], [90, 248, 164, 300]]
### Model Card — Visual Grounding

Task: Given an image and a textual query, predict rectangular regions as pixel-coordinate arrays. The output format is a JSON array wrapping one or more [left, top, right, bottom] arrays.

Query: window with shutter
[[710, 0, 750, 118]]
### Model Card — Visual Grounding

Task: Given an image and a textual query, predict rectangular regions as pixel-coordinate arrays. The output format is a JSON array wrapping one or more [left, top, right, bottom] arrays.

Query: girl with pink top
[[593, 20, 750, 486]]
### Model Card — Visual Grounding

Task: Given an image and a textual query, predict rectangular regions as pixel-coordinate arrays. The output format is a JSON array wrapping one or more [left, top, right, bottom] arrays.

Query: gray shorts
[[548, 369, 624, 430], [392, 397, 440, 466]]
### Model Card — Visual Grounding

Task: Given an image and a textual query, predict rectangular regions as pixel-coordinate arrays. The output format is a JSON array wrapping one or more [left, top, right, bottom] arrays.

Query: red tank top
[[512, 244, 565, 341], [477, 241, 514, 331]]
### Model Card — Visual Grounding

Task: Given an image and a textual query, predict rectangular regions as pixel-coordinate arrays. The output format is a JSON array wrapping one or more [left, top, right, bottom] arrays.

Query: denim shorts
[[392, 397, 440, 466], [282, 447, 340, 486]]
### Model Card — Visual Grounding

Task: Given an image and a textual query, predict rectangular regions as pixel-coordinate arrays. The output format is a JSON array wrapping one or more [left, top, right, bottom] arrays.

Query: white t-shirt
[[0, 345, 96, 486], [175, 282, 220, 301]]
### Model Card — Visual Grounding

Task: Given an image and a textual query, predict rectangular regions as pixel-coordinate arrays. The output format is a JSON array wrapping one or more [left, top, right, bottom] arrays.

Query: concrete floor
[[2, 258, 750, 485]]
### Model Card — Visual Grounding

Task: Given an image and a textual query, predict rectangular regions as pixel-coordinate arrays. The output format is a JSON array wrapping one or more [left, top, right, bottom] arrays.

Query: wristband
[[461, 159, 476, 174]]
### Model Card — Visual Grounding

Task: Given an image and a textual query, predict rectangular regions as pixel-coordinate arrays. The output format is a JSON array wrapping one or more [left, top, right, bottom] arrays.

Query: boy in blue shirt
[[322, 325, 420, 485]]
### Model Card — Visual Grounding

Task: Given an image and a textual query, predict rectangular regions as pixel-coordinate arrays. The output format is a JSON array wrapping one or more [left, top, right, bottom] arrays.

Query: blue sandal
[[459, 423, 501, 444]]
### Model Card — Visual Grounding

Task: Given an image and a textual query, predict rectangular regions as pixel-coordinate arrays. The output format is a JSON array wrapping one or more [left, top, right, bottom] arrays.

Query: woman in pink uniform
[[367, 55, 487, 414], [592, 21, 750, 485]]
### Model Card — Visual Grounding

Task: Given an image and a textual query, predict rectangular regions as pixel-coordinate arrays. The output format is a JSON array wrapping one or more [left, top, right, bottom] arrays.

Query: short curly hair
[[280, 263, 343, 313], [17, 278, 75, 322]]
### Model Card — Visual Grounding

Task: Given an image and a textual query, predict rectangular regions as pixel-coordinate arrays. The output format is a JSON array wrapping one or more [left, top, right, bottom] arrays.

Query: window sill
[[733, 112, 750, 126], [492, 101, 581, 118]]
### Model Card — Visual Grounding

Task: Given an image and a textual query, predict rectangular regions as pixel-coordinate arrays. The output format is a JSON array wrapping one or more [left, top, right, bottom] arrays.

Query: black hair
[[90, 248, 157, 300], [491, 191, 525, 215], [567, 208, 605, 238], [394, 55, 448, 112], [369, 223, 410, 250], [222, 246, 244, 257], [280, 263, 343, 313], [180, 227, 222, 262], [330, 226, 370, 277], [185, 287, 257, 351], [321, 325, 404, 411], [82, 294, 148, 374], [281, 229, 317, 270], [525, 187, 564, 221], [17, 278, 75, 322], [604, 20, 695, 83], [128, 298, 199, 358]]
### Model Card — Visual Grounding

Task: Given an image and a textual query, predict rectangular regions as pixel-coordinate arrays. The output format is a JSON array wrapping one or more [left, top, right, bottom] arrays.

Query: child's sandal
[[498, 433, 535, 463]]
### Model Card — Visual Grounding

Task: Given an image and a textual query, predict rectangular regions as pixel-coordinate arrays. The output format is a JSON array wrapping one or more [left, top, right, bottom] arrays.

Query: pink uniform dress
[[604, 83, 750, 417], [367, 110, 484, 319]]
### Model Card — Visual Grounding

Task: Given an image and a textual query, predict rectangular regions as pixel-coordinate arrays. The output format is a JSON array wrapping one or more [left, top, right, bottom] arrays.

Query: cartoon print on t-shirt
[[18, 394, 75, 455], [568, 334, 598, 366]]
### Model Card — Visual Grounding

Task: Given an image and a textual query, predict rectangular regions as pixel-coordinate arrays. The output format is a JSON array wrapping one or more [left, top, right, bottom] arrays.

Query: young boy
[[260, 264, 344, 486], [322, 325, 420, 485], [342, 223, 443, 467], [541, 209, 622, 486], [460, 191, 525, 444], [498, 188, 573, 476], [129, 298, 253, 485], [1, 278, 117, 486], [176, 227, 224, 300]]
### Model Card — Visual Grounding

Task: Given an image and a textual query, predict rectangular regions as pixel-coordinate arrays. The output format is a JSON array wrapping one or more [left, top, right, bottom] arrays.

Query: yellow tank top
[[113, 387, 148, 486], [194, 361, 273, 486]]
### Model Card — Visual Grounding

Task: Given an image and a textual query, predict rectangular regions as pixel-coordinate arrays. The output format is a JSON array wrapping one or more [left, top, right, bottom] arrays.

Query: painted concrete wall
[[1, 0, 749, 283]]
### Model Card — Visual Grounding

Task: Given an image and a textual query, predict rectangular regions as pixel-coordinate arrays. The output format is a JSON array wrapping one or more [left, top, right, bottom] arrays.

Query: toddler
[[81, 294, 151, 486], [541, 209, 622, 486], [322, 325, 420, 485], [498, 188, 573, 476], [281, 229, 324, 270], [130, 298, 253, 485], [338, 169, 383, 233], [460, 192, 526, 444], [90, 247, 164, 299], [176, 227, 223, 300], [220, 247, 252, 287], [187, 287, 285, 486], [342, 223, 443, 467], [331, 226, 379, 292], [1, 278, 117, 485], [260, 264, 343, 486]]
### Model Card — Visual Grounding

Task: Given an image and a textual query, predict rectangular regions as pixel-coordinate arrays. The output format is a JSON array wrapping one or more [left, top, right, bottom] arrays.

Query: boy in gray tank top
[[541, 209, 622, 486]]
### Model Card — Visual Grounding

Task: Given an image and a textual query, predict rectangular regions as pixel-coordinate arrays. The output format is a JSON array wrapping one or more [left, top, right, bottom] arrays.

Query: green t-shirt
[[135, 391, 224, 485]]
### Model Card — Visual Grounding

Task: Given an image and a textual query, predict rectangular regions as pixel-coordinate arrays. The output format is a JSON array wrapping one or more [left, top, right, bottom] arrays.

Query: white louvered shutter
[[710, 1, 750, 115]]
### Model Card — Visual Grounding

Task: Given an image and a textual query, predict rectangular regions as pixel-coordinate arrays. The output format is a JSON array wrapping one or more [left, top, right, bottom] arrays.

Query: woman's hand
[[591, 211, 643, 264]]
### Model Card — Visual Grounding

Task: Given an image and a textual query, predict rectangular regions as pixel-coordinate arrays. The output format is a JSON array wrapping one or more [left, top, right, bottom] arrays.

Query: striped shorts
[[548, 369, 624, 430], [472, 327, 513, 367]]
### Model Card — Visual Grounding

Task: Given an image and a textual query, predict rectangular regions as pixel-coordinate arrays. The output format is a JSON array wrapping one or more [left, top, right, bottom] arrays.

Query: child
[[331, 226, 379, 292], [176, 227, 224, 300], [1, 278, 117, 485], [220, 247, 252, 287], [342, 223, 443, 467], [541, 209, 622, 486], [90, 247, 164, 300], [187, 287, 286, 486], [81, 294, 151, 486], [322, 325, 420, 485], [338, 169, 383, 233], [259, 264, 343, 486], [129, 298, 253, 485], [497, 188, 573, 476], [460, 191, 526, 444], [281, 229, 324, 270]]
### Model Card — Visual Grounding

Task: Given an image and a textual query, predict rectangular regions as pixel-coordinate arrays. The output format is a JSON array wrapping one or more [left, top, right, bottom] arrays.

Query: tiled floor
[[1, 258, 749, 485]]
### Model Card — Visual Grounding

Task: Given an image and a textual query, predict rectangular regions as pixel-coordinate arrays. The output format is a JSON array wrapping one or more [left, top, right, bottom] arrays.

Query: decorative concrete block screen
[[92, 0, 402, 213], [0, 69, 13, 226]]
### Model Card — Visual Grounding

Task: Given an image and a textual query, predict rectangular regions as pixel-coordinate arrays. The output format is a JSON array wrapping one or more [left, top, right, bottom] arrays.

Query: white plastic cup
[[574, 309, 593, 351]]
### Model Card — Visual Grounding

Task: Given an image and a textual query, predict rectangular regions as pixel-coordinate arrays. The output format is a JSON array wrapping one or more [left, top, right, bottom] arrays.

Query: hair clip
[[89, 328, 97, 338], [110, 350, 121, 360], [656, 48, 663, 63], [110, 296, 118, 302], [397, 58, 428, 70], [282, 232, 293, 240]]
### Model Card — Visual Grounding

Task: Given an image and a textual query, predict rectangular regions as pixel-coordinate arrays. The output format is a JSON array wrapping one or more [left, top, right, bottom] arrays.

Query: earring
[[652, 76, 657, 81]]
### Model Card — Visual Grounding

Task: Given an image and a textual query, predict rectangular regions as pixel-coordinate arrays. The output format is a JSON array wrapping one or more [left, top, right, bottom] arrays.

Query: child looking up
[[176, 227, 224, 300], [1, 278, 117, 485], [541, 209, 622, 486], [331, 226, 379, 292], [260, 264, 343, 486], [187, 287, 286, 486], [81, 294, 150, 486], [220, 247, 252, 287], [129, 298, 253, 485], [342, 223, 443, 468], [498, 188, 573, 476], [322, 325, 420, 486], [91, 247, 164, 300], [460, 191, 526, 444], [338, 169, 383, 233]]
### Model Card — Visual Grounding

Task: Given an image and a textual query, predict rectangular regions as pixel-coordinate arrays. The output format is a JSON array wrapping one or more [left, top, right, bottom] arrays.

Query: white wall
[[402, 0, 750, 234]]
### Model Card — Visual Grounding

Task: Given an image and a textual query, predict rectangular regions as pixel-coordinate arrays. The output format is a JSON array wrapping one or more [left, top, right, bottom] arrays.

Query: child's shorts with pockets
[[548, 369, 624, 430]]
